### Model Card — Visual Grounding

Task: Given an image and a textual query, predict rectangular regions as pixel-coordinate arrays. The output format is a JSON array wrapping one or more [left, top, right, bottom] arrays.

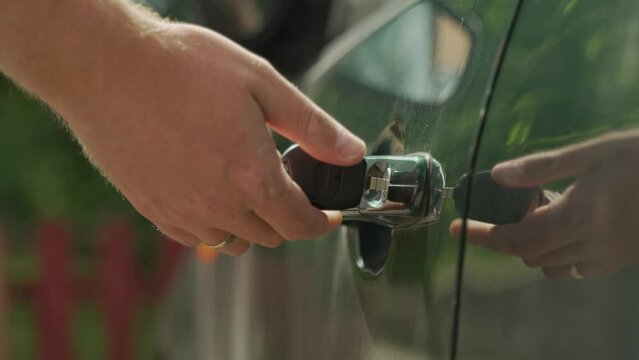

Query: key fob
[[453, 171, 540, 225], [282, 145, 366, 210]]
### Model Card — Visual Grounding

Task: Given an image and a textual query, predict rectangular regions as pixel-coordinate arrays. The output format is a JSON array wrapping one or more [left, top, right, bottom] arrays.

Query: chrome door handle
[[282, 145, 445, 228]]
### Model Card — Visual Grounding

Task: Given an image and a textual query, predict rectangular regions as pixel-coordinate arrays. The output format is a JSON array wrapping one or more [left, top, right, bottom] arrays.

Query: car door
[[157, 1, 521, 359], [457, 0, 639, 359]]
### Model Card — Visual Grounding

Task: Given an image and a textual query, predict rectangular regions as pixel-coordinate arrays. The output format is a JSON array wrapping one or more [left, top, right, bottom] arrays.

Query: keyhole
[[351, 120, 404, 276]]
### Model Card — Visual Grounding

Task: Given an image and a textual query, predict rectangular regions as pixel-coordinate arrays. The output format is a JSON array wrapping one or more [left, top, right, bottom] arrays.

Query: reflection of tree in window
[[336, 2, 472, 104]]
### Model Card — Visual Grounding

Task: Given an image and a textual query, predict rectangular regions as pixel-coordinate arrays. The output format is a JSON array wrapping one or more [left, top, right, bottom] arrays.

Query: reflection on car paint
[[459, 0, 639, 359]]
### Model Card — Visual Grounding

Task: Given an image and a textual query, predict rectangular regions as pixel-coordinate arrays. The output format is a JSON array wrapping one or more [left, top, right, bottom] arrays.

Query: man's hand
[[450, 130, 639, 278], [0, 1, 366, 254]]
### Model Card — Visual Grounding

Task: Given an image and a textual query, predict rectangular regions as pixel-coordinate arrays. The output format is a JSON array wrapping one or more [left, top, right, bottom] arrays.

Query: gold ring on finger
[[204, 233, 235, 250]]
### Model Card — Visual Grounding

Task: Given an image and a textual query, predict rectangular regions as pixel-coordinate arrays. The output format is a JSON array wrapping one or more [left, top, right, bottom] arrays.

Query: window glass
[[335, 3, 471, 103]]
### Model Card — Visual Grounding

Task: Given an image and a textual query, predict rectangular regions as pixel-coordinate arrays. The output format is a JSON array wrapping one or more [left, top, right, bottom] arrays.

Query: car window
[[459, 0, 639, 358]]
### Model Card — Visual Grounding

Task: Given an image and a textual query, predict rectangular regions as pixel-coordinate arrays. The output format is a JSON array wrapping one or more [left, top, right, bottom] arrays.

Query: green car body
[[159, 1, 639, 359]]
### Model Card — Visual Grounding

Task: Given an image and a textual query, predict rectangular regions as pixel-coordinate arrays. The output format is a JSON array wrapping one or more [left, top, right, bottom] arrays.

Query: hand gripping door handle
[[281, 145, 445, 228]]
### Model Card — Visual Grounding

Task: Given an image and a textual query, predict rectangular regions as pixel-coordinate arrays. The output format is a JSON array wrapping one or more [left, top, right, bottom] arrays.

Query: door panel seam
[[449, 1, 525, 359]]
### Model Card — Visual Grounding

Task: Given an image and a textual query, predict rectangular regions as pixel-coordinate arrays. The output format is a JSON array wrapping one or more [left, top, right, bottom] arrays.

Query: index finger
[[492, 130, 639, 188], [449, 219, 495, 246], [451, 202, 576, 260], [250, 60, 366, 166]]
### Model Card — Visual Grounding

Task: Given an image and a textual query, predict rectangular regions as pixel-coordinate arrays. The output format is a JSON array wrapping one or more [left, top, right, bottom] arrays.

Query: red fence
[[4, 218, 187, 360]]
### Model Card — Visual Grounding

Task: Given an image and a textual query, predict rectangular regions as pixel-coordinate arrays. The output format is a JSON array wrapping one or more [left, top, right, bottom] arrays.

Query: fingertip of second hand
[[449, 219, 462, 238], [323, 210, 343, 228]]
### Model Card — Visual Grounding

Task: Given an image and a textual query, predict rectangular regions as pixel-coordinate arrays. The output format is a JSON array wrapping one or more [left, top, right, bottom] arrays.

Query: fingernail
[[324, 210, 343, 227], [336, 128, 366, 160], [448, 219, 462, 238], [492, 160, 524, 183]]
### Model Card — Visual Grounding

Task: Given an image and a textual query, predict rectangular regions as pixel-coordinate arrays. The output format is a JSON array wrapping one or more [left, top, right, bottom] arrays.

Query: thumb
[[251, 62, 366, 165], [492, 131, 638, 188]]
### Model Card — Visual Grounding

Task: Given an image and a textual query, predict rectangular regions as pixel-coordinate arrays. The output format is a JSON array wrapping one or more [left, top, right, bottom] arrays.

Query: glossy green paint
[[459, 0, 639, 358], [302, 1, 520, 358]]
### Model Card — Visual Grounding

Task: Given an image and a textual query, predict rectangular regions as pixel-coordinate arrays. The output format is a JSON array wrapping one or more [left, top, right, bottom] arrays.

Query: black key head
[[281, 145, 366, 210], [453, 171, 540, 225]]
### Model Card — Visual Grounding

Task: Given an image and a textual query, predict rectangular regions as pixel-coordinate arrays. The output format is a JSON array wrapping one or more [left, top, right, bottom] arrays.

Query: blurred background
[[0, 0, 384, 358]]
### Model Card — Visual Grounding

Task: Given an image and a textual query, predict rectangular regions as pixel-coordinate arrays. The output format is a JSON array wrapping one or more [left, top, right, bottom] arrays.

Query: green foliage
[[0, 77, 144, 229], [0, 78, 125, 221], [477, 0, 639, 169], [0, 1, 190, 355]]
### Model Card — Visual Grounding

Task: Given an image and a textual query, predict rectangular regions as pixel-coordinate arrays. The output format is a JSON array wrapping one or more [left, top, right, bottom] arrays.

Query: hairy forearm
[[0, 0, 167, 118]]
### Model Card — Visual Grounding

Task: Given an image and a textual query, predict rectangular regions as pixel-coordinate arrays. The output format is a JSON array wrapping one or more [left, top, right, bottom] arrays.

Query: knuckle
[[280, 219, 319, 241], [250, 57, 276, 82], [197, 196, 226, 219], [254, 177, 287, 206], [233, 167, 260, 194], [297, 104, 324, 140], [234, 166, 285, 205], [511, 239, 537, 257], [185, 193, 228, 226], [280, 224, 305, 241], [255, 57, 275, 74]]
